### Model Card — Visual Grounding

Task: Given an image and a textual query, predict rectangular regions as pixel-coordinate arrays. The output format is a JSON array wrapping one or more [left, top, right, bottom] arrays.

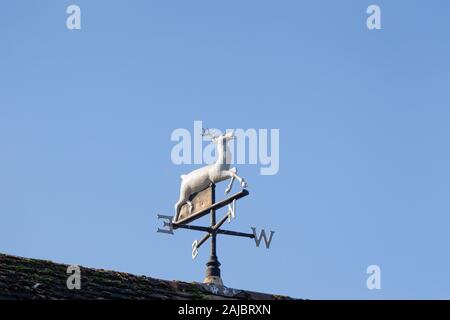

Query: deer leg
[[231, 168, 248, 188], [174, 199, 185, 222], [238, 176, 248, 188], [186, 200, 193, 214], [223, 168, 248, 189], [225, 177, 235, 194]]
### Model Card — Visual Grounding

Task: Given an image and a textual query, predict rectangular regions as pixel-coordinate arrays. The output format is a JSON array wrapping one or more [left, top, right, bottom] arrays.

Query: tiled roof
[[0, 253, 292, 300]]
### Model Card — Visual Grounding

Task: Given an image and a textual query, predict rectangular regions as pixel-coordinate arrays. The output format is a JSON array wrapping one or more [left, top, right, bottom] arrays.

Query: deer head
[[202, 128, 235, 144]]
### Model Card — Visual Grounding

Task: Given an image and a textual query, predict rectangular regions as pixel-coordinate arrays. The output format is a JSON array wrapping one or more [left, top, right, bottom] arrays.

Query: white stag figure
[[173, 128, 247, 222]]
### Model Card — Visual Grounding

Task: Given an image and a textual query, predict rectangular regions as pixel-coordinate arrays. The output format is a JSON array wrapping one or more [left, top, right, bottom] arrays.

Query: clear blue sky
[[1, 1, 450, 299]]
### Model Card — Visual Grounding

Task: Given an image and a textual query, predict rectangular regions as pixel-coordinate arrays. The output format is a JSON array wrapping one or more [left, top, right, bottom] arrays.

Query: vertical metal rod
[[204, 184, 223, 285], [210, 192, 217, 257]]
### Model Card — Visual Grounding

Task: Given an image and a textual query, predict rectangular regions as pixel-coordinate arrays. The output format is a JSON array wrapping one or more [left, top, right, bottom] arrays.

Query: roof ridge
[[0, 252, 293, 300]]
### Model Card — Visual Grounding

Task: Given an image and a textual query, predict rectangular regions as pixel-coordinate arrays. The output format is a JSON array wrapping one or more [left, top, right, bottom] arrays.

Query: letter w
[[251, 227, 275, 249]]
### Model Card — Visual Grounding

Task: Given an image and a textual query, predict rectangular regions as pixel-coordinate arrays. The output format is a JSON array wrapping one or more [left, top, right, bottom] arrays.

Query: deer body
[[173, 130, 247, 222]]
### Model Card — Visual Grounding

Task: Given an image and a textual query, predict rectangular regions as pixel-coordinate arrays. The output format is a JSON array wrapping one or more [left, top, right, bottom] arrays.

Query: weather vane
[[157, 128, 275, 286]]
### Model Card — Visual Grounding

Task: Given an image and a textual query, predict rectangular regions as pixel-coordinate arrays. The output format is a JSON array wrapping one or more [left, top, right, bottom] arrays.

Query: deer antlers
[[201, 128, 218, 139]]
